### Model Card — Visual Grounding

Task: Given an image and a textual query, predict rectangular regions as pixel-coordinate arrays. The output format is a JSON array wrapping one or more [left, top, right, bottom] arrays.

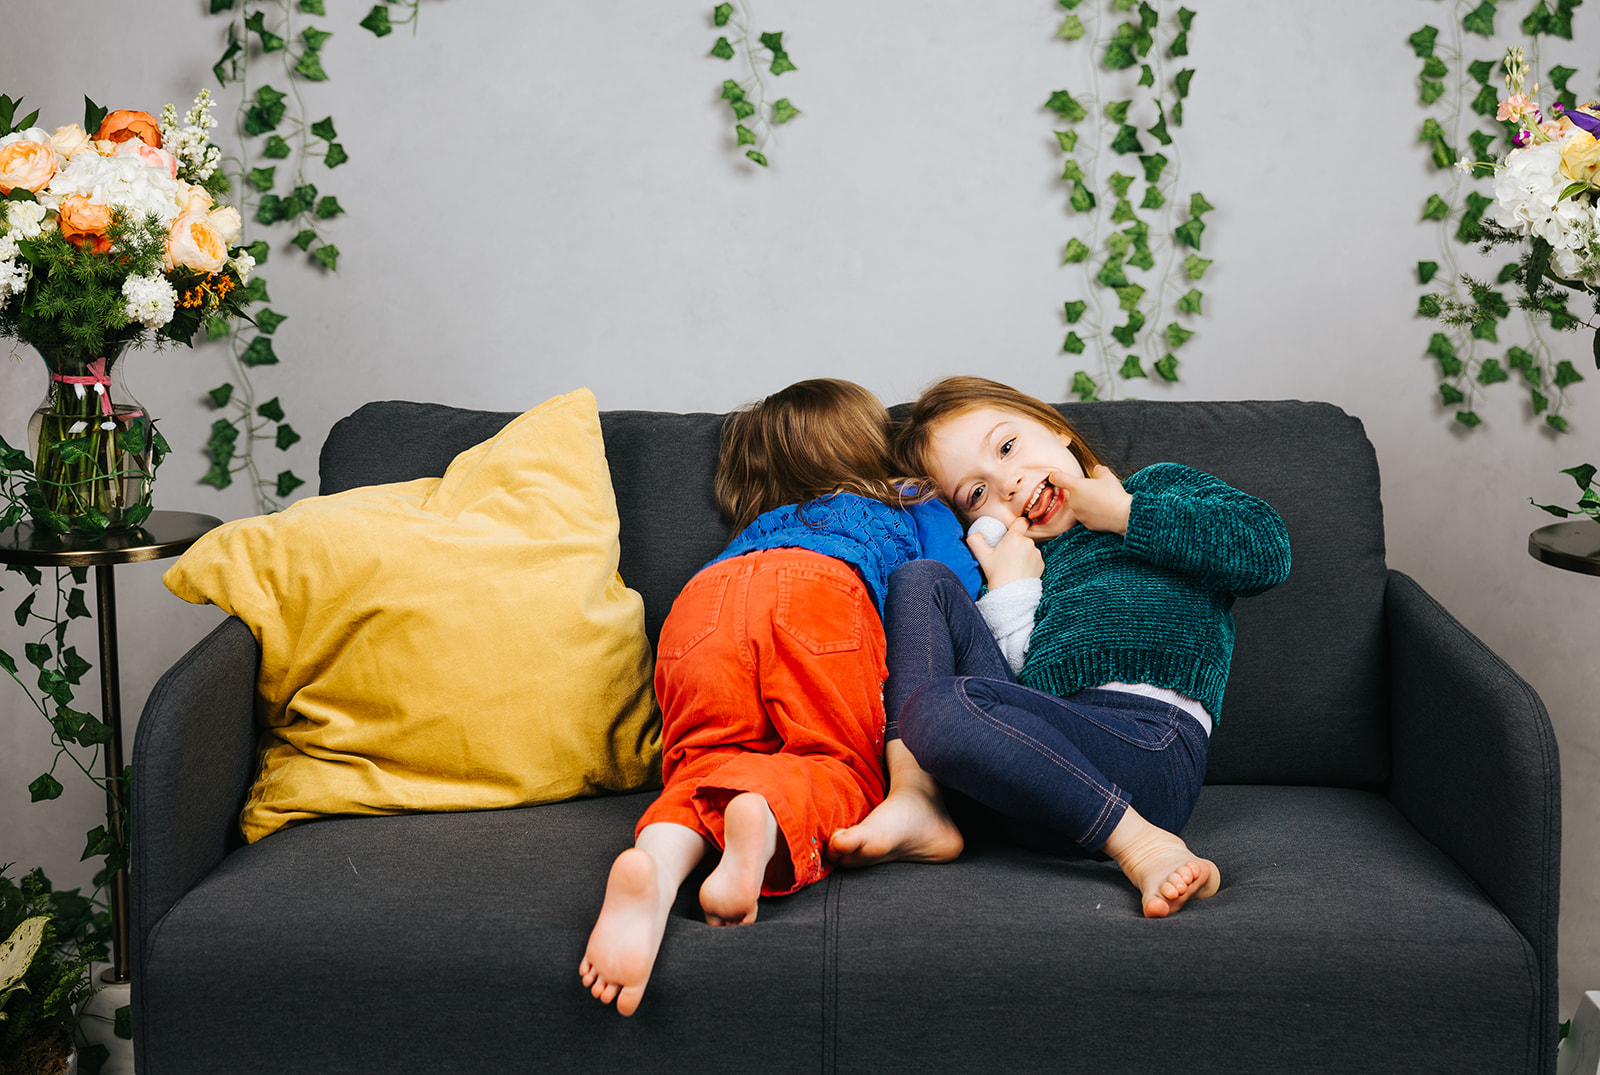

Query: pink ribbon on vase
[[50, 358, 141, 420]]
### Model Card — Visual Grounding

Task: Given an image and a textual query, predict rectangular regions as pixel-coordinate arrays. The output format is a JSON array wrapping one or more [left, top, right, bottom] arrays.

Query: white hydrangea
[[0, 127, 51, 150], [43, 148, 184, 227], [3, 199, 46, 241], [1493, 143, 1567, 238], [1550, 206, 1600, 289], [122, 273, 176, 329], [0, 258, 30, 305], [0, 234, 16, 261], [229, 249, 256, 284]]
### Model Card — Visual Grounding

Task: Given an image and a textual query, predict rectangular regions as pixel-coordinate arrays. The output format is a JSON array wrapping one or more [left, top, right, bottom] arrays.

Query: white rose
[[4, 199, 46, 240], [229, 249, 255, 283]]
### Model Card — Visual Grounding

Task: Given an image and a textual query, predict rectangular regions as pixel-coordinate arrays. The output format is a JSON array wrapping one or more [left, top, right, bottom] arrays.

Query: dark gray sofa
[[130, 398, 1561, 1074]]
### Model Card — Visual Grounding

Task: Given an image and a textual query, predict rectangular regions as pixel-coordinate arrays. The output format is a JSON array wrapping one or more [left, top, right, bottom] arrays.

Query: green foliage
[[0, 866, 97, 1067], [1531, 462, 1600, 519], [1052, 0, 1206, 401], [707, 4, 800, 169]]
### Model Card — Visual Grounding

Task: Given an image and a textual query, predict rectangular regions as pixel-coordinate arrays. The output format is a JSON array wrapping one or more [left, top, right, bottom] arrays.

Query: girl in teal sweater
[[829, 377, 1290, 917]]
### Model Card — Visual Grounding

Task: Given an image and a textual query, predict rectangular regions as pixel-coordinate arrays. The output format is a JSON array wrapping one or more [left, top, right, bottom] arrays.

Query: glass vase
[[26, 342, 158, 534]]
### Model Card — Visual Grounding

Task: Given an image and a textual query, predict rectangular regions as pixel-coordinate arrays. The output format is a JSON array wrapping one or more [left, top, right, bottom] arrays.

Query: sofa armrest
[[1384, 570, 1560, 1069], [130, 616, 260, 979]]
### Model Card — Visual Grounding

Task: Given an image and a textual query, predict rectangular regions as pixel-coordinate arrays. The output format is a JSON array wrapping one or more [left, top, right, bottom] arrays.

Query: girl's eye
[[967, 483, 985, 508], [999, 438, 1014, 457]]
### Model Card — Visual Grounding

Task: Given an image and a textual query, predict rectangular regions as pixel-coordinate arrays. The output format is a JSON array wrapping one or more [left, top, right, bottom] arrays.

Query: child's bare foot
[[1101, 807, 1220, 918], [828, 786, 964, 867], [699, 792, 777, 926], [579, 848, 670, 1016]]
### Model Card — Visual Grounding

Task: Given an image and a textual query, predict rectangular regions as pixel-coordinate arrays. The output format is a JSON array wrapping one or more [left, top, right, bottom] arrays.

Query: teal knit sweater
[[1018, 463, 1291, 723]]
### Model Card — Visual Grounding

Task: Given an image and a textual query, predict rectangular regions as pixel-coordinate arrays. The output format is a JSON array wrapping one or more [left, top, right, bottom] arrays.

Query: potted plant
[[0, 866, 95, 1075]]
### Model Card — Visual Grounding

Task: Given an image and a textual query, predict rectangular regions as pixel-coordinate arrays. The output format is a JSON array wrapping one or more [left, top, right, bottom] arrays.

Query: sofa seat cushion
[[138, 787, 1536, 1074]]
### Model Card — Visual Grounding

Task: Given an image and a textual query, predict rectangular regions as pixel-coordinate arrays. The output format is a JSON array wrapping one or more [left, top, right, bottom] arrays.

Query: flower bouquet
[[0, 90, 255, 535]]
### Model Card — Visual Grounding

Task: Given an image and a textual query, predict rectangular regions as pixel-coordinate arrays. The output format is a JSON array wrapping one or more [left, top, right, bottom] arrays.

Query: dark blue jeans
[[885, 560, 1209, 853]]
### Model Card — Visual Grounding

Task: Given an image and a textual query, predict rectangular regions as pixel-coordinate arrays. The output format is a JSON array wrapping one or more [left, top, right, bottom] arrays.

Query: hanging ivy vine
[[1411, 0, 1590, 432], [206, 0, 421, 510], [1048, 0, 1209, 401], [708, 2, 801, 168]]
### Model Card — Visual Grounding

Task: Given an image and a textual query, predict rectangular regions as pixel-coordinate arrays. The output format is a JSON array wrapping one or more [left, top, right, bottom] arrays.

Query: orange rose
[[166, 209, 227, 273], [95, 110, 162, 149], [57, 195, 113, 253], [0, 139, 58, 194]]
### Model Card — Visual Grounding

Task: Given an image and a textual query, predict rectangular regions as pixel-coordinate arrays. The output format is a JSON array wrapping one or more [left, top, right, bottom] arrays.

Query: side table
[[1529, 520, 1600, 577], [0, 510, 220, 985]]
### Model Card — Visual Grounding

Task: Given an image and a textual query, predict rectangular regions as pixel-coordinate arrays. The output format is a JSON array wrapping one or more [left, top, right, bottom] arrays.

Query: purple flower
[[1514, 129, 1532, 147], [1565, 109, 1600, 136]]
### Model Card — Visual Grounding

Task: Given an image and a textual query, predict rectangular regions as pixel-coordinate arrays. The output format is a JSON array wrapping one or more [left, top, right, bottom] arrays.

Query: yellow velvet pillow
[[164, 388, 662, 843]]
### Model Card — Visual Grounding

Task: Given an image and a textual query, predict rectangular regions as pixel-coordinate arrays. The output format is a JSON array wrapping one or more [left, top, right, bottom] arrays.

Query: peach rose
[[57, 195, 113, 252], [166, 209, 227, 273], [0, 139, 58, 195], [208, 205, 241, 246], [173, 180, 214, 216], [49, 124, 92, 158], [95, 110, 162, 149], [1561, 131, 1600, 186]]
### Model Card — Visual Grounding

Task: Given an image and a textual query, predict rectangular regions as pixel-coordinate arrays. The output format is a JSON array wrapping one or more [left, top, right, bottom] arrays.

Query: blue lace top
[[705, 493, 982, 615]]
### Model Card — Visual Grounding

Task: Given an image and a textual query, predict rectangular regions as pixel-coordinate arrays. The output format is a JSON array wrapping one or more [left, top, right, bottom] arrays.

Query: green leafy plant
[[1532, 462, 1599, 519], [1410, 3, 1593, 433], [0, 865, 100, 1075], [708, 3, 801, 168], [1048, 0, 1209, 401], [207, 0, 422, 509]]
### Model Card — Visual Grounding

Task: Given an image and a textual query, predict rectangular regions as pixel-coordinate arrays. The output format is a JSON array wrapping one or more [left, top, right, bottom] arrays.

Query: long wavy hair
[[715, 378, 912, 531], [893, 376, 1105, 494]]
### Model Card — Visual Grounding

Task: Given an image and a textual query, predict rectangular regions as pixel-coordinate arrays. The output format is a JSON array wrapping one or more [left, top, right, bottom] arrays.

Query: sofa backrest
[[320, 398, 1390, 789]]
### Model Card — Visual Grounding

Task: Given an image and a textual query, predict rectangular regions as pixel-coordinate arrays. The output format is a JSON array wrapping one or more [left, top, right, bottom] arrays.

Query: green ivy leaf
[[0, 650, 14, 676], [247, 166, 277, 193], [245, 11, 285, 52], [1063, 300, 1087, 323], [24, 643, 50, 669], [1146, 107, 1171, 147], [1106, 101, 1133, 124], [1554, 361, 1584, 388], [312, 244, 340, 270], [29, 773, 63, 802], [1110, 124, 1143, 155], [245, 86, 288, 136], [1530, 388, 1549, 413], [1045, 90, 1088, 122], [257, 397, 286, 423], [241, 337, 279, 367], [208, 384, 234, 408], [1118, 355, 1146, 379], [1460, 1, 1496, 36], [1547, 66, 1577, 99], [1421, 56, 1449, 79], [82, 825, 114, 861], [291, 229, 317, 252], [1440, 383, 1466, 405], [1421, 194, 1451, 221], [1467, 59, 1496, 86], [211, 0, 236, 11], [1189, 192, 1214, 216], [65, 588, 90, 621], [1110, 198, 1138, 224], [1115, 283, 1146, 311], [1070, 181, 1096, 213], [1055, 130, 1079, 153], [1418, 262, 1439, 285], [1178, 288, 1203, 314], [745, 151, 768, 168], [1155, 354, 1179, 381], [713, 3, 733, 27], [76, 714, 111, 747], [1126, 245, 1155, 271], [1097, 256, 1129, 289], [1140, 186, 1165, 210], [1060, 159, 1085, 183], [1139, 153, 1168, 183], [1176, 6, 1195, 30], [721, 79, 746, 101], [276, 471, 306, 500], [310, 117, 337, 141], [1456, 410, 1482, 427], [1138, 65, 1155, 89], [315, 196, 344, 220], [1183, 254, 1212, 280], [246, 240, 270, 263], [213, 33, 243, 86], [1071, 372, 1100, 401], [735, 124, 757, 146], [772, 98, 801, 125], [1110, 311, 1145, 346], [1057, 15, 1086, 39], [1166, 322, 1195, 349], [1062, 238, 1091, 263], [255, 309, 288, 335], [324, 142, 349, 168], [1418, 294, 1442, 318], [1174, 218, 1205, 249], [1062, 332, 1087, 354], [1107, 172, 1135, 198], [1545, 414, 1569, 433], [1408, 26, 1439, 57], [1169, 31, 1188, 57], [730, 98, 756, 121], [302, 26, 333, 52], [300, 0, 326, 14], [261, 134, 292, 159], [711, 37, 735, 60], [1469, 84, 1499, 118], [114, 1005, 132, 1041], [1420, 80, 1445, 106], [14, 591, 34, 627], [1174, 70, 1195, 101], [1477, 358, 1509, 385], [360, 5, 393, 36], [275, 425, 302, 451]]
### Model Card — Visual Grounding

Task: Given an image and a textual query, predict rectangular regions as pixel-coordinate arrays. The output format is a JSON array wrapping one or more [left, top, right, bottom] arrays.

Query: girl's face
[[926, 406, 1086, 541]]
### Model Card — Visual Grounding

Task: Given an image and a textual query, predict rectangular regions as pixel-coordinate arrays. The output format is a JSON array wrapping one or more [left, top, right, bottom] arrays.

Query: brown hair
[[893, 376, 1105, 494], [715, 378, 912, 531]]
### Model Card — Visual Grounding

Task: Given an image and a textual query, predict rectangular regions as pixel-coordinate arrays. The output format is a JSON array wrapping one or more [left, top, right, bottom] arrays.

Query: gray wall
[[3, 0, 1596, 1018]]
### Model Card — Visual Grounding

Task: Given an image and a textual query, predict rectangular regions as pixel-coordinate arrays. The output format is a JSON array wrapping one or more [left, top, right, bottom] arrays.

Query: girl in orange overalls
[[580, 379, 981, 1017]]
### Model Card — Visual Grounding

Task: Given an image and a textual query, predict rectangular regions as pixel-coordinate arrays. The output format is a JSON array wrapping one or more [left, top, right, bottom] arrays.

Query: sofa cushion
[[164, 389, 662, 842]]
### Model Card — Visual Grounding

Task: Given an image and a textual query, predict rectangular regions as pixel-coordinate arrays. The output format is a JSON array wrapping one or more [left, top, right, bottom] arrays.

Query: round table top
[[1528, 519, 1600, 577], [0, 510, 222, 568]]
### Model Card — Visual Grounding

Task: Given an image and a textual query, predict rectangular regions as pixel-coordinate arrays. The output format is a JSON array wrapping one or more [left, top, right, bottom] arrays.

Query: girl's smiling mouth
[[1024, 480, 1063, 526]]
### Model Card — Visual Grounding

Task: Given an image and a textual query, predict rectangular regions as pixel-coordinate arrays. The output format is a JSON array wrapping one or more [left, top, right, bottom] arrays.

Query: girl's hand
[[967, 517, 1043, 589], [1057, 465, 1132, 535]]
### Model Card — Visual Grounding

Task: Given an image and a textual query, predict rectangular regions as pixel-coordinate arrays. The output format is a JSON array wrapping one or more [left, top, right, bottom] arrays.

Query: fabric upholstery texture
[[162, 389, 662, 841]]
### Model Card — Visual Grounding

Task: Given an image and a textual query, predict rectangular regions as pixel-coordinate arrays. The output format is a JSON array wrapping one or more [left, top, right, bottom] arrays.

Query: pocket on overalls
[[657, 570, 731, 661], [774, 565, 865, 655]]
